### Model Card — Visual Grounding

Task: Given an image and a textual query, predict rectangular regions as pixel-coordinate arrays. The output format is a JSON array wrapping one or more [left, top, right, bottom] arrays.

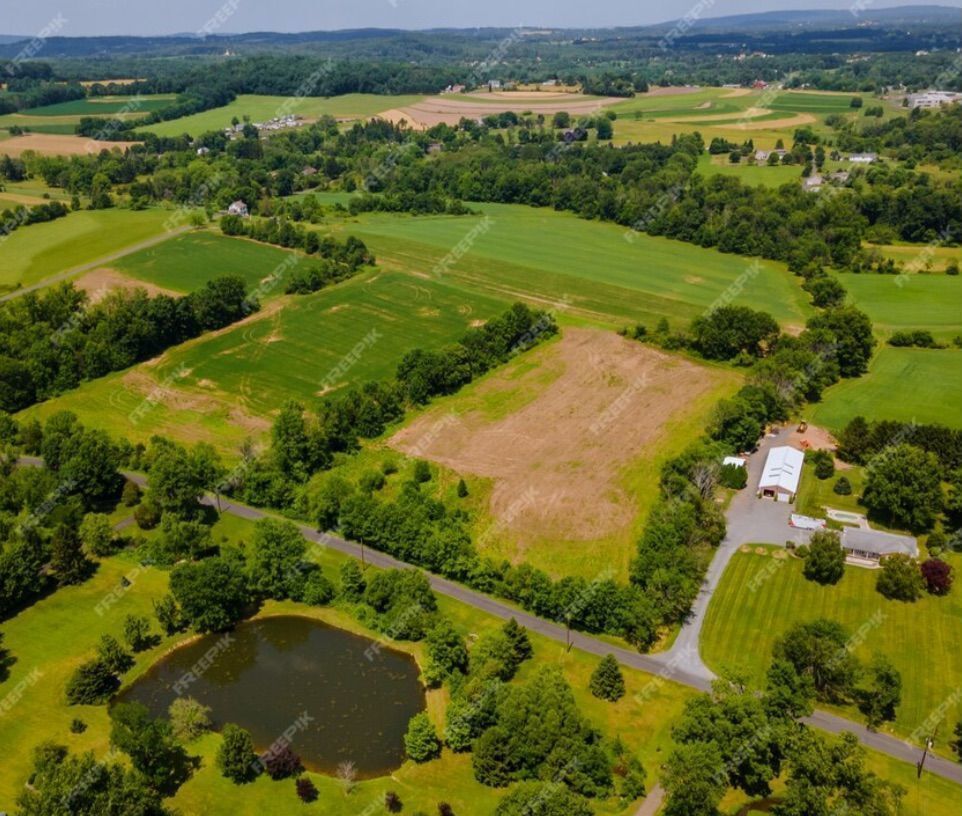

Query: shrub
[[920, 558, 953, 595], [385, 791, 403, 812], [833, 476, 852, 495], [589, 654, 626, 702], [876, 554, 924, 602], [438, 804, 455, 816], [404, 712, 441, 762], [122, 480, 142, 506], [296, 776, 318, 802], [134, 500, 161, 530], [413, 460, 432, 483], [261, 744, 302, 780], [70, 718, 87, 734]]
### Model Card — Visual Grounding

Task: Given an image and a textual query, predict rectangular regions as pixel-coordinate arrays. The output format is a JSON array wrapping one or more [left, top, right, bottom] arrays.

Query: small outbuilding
[[840, 528, 918, 563], [758, 445, 804, 502], [227, 200, 249, 217]]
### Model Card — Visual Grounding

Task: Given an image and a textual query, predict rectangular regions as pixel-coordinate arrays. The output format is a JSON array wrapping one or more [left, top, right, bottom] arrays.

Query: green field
[[20, 268, 510, 452], [114, 231, 307, 293], [697, 153, 801, 188], [0, 95, 176, 134], [343, 202, 812, 330], [871, 242, 962, 273], [140, 94, 426, 138], [701, 547, 962, 750], [811, 348, 962, 430], [840, 272, 962, 341], [0, 208, 176, 293]]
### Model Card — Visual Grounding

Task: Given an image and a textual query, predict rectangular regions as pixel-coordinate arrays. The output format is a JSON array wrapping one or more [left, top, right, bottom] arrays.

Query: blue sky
[[3, 0, 957, 37]]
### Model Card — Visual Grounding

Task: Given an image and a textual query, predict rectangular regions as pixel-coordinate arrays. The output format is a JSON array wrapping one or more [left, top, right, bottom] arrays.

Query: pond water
[[116, 615, 425, 777]]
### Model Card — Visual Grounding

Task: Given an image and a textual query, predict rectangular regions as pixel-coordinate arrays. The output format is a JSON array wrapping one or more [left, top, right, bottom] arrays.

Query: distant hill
[[0, 5, 958, 60]]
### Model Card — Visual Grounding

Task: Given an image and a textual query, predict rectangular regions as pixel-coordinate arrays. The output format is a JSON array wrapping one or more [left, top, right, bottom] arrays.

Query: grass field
[[113, 231, 307, 293], [839, 272, 962, 342], [0, 509, 693, 816], [701, 547, 962, 750], [697, 153, 801, 188], [795, 461, 869, 522], [0, 95, 176, 135], [20, 268, 510, 452], [870, 243, 962, 273], [0, 208, 175, 293], [140, 94, 426, 138], [343, 202, 812, 330], [811, 348, 962, 430]]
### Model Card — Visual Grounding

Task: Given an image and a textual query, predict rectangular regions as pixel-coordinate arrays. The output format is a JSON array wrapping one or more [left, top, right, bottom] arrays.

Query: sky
[[2, 0, 958, 37]]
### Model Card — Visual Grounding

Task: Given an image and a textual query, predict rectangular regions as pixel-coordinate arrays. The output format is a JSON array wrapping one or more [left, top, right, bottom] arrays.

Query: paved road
[[0, 226, 190, 303], [660, 429, 813, 680], [15, 458, 962, 788]]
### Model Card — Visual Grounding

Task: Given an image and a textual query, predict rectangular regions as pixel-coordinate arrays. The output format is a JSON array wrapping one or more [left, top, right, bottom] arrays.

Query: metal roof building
[[758, 445, 805, 502], [841, 528, 918, 562]]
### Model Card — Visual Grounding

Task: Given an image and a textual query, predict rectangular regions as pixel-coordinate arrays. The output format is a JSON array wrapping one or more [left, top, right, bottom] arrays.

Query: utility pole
[[565, 613, 572, 652], [917, 724, 939, 779]]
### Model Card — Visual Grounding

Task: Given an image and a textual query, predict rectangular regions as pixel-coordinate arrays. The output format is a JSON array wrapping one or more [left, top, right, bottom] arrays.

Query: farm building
[[723, 456, 746, 468], [757, 445, 804, 502], [841, 528, 918, 563], [227, 200, 249, 217], [848, 152, 878, 164]]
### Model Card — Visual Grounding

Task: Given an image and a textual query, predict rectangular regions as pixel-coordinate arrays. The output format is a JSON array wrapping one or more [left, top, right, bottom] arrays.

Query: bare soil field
[[74, 267, 180, 303], [390, 328, 734, 548], [0, 133, 139, 157], [377, 93, 621, 128]]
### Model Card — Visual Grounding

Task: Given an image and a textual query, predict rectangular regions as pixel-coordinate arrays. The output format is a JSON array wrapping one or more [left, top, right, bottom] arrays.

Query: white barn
[[758, 446, 804, 502]]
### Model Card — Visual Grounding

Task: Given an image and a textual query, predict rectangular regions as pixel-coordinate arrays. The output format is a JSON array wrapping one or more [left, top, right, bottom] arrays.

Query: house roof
[[841, 528, 918, 558], [758, 446, 804, 493]]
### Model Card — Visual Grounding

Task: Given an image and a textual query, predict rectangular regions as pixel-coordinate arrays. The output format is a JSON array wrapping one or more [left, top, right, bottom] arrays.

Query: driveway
[[656, 429, 812, 680]]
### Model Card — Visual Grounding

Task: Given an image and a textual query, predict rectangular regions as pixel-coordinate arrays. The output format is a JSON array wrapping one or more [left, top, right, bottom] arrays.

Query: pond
[[116, 615, 426, 777]]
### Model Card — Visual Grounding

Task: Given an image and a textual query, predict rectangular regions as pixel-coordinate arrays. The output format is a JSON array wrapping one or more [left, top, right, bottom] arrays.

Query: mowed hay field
[[839, 272, 962, 342], [390, 329, 742, 580], [111, 231, 308, 294], [20, 270, 510, 452], [701, 547, 962, 750], [811, 348, 962, 430], [0, 208, 175, 293], [139, 93, 426, 138], [343, 202, 812, 330], [0, 95, 176, 134]]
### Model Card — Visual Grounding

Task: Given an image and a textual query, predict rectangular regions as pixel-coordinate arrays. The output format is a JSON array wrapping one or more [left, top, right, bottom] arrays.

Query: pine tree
[[589, 654, 626, 702], [404, 712, 441, 762], [502, 618, 533, 664], [457, 479, 468, 498], [217, 724, 259, 783], [50, 523, 90, 586]]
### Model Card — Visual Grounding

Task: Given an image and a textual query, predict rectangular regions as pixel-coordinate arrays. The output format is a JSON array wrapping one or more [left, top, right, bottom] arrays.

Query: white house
[[723, 456, 746, 469], [758, 446, 805, 502], [907, 90, 962, 109], [848, 152, 878, 164], [227, 200, 249, 217]]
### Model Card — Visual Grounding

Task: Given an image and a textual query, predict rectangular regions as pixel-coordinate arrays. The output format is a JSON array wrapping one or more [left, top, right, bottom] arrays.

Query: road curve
[[14, 458, 962, 787]]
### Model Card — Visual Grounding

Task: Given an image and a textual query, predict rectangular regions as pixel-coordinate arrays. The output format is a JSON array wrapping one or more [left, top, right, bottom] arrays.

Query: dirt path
[[0, 225, 191, 303]]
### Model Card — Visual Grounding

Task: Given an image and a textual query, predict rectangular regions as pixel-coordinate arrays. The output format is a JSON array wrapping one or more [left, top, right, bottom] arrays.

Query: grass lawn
[[811, 348, 962, 431], [0, 208, 175, 293], [868, 242, 962, 273], [113, 231, 308, 294], [140, 94, 426, 138], [697, 153, 801, 188], [701, 546, 962, 752], [0, 508, 693, 816], [343, 202, 812, 331], [839, 272, 962, 342], [794, 461, 868, 521], [14, 95, 176, 117]]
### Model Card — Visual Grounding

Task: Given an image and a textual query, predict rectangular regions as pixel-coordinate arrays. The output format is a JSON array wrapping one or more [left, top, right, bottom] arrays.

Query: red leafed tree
[[920, 558, 953, 595]]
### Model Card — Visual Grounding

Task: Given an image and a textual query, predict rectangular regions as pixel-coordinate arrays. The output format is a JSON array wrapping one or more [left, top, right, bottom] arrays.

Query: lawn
[[139, 94, 426, 138], [113, 231, 307, 294], [811, 347, 962, 431], [697, 153, 801, 188], [794, 461, 868, 521], [0, 208, 175, 293], [701, 547, 962, 751], [839, 272, 962, 342], [343, 202, 812, 331], [869, 242, 962, 273], [0, 507, 693, 816]]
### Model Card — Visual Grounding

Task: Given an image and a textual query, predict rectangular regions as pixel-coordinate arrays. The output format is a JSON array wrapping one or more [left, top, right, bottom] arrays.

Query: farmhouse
[[848, 152, 878, 164], [757, 445, 804, 502], [841, 528, 918, 564], [227, 200, 249, 217]]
